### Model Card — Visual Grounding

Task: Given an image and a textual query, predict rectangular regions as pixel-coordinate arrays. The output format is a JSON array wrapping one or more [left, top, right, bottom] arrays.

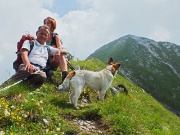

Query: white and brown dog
[[57, 58, 120, 109]]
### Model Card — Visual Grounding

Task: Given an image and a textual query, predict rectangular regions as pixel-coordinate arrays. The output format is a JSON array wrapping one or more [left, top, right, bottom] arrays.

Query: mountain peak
[[117, 34, 157, 46]]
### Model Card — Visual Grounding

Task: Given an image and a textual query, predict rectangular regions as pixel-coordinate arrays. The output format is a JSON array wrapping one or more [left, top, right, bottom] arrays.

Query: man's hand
[[25, 64, 37, 73]]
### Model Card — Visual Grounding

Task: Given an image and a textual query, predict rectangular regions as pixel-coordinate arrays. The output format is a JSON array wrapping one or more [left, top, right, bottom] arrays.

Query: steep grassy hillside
[[0, 58, 180, 135], [89, 35, 180, 116]]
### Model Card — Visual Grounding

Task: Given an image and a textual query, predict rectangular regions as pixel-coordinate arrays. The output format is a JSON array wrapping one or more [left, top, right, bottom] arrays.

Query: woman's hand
[[60, 49, 68, 55], [53, 50, 60, 62]]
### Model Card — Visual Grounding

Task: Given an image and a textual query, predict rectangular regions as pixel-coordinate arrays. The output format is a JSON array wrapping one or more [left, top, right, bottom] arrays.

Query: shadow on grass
[[50, 97, 93, 110], [50, 98, 74, 109]]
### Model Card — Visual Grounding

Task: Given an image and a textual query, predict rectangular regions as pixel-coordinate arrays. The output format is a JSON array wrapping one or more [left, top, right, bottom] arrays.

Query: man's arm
[[21, 48, 37, 73]]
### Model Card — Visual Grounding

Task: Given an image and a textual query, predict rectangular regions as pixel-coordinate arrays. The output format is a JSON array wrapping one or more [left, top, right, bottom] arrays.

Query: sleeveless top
[[46, 33, 57, 46]]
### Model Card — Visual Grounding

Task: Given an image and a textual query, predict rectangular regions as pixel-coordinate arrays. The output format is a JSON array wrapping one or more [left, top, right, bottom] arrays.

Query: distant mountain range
[[88, 34, 180, 116]]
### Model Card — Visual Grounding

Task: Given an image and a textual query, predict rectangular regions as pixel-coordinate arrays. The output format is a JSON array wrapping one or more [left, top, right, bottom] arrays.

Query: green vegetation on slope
[[89, 36, 180, 115], [0, 58, 180, 135]]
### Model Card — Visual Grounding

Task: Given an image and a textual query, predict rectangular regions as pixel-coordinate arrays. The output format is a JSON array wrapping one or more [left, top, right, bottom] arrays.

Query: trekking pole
[[0, 70, 38, 92], [0, 80, 23, 92], [66, 60, 75, 71]]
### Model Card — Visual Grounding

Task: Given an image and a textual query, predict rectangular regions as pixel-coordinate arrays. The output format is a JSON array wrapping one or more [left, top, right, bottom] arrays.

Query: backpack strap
[[43, 46, 51, 71], [46, 46, 51, 65], [51, 33, 58, 46], [28, 40, 34, 55]]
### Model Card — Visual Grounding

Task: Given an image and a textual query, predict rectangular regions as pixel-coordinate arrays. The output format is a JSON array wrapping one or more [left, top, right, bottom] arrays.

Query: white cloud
[[150, 26, 172, 42], [58, 9, 102, 59], [1, 0, 180, 84], [0, 0, 57, 84], [57, 0, 180, 59]]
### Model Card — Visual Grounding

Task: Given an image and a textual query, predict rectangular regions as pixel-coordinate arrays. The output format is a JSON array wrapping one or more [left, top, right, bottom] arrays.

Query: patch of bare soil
[[61, 113, 109, 134]]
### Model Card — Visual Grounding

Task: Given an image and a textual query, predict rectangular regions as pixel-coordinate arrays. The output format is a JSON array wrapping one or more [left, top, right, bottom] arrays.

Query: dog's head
[[106, 58, 121, 76]]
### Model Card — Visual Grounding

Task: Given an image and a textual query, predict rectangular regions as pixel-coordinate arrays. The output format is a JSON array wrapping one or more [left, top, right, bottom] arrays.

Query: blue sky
[[49, 0, 80, 16], [0, 0, 180, 84]]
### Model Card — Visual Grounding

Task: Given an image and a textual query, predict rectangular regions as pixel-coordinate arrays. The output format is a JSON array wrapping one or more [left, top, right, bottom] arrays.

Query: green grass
[[0, 58, 180, 135]]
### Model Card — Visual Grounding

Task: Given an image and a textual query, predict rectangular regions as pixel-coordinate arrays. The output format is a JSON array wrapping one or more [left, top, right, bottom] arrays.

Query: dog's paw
[[110, 86, 119, 96], [75, 106, 80, 110], [67, 101, 72, 105], [57, 85, 63, 91]]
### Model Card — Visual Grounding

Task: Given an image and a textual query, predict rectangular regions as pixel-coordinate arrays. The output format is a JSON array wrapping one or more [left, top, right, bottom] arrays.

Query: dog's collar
[[104, 68, 115, 77]]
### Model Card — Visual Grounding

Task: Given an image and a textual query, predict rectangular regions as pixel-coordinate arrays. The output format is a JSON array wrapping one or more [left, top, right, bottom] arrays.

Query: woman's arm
[[55, 34, 68, 55], [55, 34, 62, 50]]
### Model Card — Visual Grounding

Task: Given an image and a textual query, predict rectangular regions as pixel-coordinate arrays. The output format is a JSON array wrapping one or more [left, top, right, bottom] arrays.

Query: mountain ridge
[[88, 34, 180, 116]]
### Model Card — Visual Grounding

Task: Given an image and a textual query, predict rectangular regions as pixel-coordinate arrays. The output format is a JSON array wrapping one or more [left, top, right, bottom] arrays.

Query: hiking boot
[[46, 70, 54, 79], [62, 71, 68, 83]]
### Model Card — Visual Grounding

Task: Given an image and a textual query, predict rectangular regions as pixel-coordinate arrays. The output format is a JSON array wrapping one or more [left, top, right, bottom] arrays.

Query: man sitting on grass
[[0, 25, 61, 88]]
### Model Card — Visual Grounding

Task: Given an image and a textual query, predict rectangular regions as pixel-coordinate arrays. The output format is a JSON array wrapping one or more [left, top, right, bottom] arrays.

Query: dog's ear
[[108, 58, 113, 65], [113, 62, 120, 69]]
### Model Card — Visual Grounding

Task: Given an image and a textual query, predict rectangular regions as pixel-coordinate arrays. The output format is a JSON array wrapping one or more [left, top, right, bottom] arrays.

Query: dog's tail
[[57, 71, 76, 92], [117, 84, 128, 95]]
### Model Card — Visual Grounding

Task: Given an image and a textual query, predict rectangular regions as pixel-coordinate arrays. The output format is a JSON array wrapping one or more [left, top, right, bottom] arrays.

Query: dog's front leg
[[70, 91, 75, 106], [99, 89, 106, 101], [70, 88, 81, 109]]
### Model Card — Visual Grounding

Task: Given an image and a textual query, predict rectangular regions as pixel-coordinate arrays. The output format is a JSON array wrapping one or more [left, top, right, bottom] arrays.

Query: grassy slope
[[0, 58, 180, 135], [89, 40, 180, 114]]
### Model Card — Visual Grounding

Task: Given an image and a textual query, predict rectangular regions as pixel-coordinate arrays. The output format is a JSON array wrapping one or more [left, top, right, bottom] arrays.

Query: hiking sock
[[46, 70, 54, 82], [62, 71, 68, 83]]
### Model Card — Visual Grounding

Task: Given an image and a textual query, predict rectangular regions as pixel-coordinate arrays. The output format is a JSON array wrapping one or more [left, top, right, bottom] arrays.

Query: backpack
[[13, 34, 35, 72]]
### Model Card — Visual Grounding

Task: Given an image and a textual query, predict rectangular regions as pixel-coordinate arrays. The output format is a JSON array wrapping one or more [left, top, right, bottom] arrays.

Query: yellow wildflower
[[5, 104, 9, 109], [4, 109, 10, 116]]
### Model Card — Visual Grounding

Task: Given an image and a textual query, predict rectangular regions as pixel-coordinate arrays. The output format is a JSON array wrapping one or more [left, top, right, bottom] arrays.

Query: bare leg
[[59, 54, 67, 72], [59, 54, 68, 83]]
